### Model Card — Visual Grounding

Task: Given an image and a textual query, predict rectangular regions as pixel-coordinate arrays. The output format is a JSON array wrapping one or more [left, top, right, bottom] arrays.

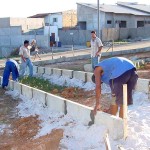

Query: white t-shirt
[[91, 37, 103, 57], [19, 46, 30, 58]]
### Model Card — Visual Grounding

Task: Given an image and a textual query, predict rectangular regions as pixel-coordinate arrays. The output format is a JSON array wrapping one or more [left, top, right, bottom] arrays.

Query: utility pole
[[97, 0, 100, 38]]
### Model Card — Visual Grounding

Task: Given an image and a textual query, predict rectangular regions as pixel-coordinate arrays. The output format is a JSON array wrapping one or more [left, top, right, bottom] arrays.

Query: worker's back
[[95, 57, 135, 84]]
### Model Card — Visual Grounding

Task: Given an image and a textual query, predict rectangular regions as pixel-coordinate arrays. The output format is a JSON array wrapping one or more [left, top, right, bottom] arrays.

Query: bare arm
[[20, 55, 26, 62], [93, 66, 103, 115], [96, 38, 103, 56], [96, 46, 103, 55]]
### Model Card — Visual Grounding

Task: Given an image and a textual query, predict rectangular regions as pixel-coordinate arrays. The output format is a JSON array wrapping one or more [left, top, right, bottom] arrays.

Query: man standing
[[92, 57, 138, 118], [2, 58, 19, 89], [19, 40, 33, 77], [90, 31, 103, 69]]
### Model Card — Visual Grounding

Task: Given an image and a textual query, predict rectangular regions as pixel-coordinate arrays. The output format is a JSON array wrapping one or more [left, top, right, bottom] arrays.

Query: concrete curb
[[0, 76, 124, 140], [36, 67, 150, 94], [32, 47, 150, 66]]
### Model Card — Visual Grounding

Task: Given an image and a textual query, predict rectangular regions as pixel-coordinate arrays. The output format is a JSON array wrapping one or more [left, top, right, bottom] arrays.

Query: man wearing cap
[[2, 58, 19, 89], [19, 40, 33, 77], [90, 31, 103, 69], [92, 57, 138, 118]]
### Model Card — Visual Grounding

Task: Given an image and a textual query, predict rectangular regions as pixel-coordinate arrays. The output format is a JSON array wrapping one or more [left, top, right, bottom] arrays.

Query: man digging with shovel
[[92, 57, 138, 118]]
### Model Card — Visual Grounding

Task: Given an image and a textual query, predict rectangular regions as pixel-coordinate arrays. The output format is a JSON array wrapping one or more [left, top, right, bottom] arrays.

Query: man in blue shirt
[[92, 57, 138, 118], [2, 58, 19, 89]]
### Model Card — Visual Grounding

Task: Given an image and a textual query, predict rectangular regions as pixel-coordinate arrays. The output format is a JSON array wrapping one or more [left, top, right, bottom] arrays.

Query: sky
[[0, 0, 150, 18]]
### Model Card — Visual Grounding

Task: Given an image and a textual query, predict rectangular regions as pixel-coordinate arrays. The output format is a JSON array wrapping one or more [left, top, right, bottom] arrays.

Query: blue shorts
[[109, 68, 138, 105]]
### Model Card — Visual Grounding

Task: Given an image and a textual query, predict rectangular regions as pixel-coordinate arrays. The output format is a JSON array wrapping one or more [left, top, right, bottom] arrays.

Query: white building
[[77, 2, 150, 30], [29, 10, 77, 29]]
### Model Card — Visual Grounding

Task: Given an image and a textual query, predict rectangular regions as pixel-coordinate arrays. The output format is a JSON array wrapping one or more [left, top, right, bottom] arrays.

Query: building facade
[[77, 3, 150, 30], [29, 10, 77, 29]]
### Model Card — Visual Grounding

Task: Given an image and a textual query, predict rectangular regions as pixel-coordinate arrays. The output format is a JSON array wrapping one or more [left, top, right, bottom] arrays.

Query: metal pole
[[112, 40, 114, 56], [97, 0, 100, 38], [51, 47, 53, 60], [72, 45, 74, 56], [123, 84, 128, 140]]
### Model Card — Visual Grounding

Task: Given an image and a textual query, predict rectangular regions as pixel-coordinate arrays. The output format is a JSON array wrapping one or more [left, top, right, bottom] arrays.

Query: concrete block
[[143, 47, 150, 52], [14, 82, 22, 94], [102, 52, 109, 57], [62, 69, 73, 78], [135, 48, 143, 53], [46, 93, 65, 113], [95, 112, 124, 140], [84, 64, 93, 72], [33, 66, 38, 74], [32, 88, 46, 105], [22, 84, 33, 99], [47, 59, 56, 64], [0, 76, 2, 85], [45, 67, 53, 75], [8, 80, 14, 90], [38, 67, 45, 75], [66, 100, 92, 125], [52, 68, 62, 77], [136, 78, 150, 93], [87, 72, 94, 82], [65, 57, 76, 62], [55, 57, 66, 63], [73, 71, 87, 82]]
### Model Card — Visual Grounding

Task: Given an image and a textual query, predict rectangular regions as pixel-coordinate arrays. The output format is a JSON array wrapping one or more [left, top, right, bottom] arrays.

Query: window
[[137, 21, 144, 28], [107, 20, 112, 24], [53, 18, 58, 22], [119, 21, 127, 28]]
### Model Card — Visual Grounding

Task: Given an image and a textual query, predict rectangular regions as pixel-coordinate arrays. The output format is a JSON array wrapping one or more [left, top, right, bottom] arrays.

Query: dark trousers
[[109, 68, 138, 105]]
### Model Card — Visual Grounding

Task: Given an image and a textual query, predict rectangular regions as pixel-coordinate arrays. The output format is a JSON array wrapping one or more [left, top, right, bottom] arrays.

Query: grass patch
[[19, 76, 66, 93]]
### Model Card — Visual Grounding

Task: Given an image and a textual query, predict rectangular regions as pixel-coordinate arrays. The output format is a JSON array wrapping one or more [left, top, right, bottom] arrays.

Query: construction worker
[[90, 30, 103, 69], [19, 40, 33, 77], [2, 58, 19, 89], [92, 57, 138, 118]]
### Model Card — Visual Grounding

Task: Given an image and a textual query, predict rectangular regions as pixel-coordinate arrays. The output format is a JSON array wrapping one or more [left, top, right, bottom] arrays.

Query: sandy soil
[[0, 88, 63, 150]]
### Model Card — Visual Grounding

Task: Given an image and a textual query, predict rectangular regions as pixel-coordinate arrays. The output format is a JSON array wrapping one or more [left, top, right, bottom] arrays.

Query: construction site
[[1, 0, 150, 149], [0, 38, 150, 150]]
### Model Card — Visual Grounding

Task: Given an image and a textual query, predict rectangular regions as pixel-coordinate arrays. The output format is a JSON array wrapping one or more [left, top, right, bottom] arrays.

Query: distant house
[[77, 2, 150, 30], [29, 10, 77, 29]]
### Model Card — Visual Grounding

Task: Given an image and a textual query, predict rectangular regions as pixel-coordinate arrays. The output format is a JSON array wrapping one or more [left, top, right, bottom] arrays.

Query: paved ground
[[0, 40, 150, 66], [32, 40, 150, 61]]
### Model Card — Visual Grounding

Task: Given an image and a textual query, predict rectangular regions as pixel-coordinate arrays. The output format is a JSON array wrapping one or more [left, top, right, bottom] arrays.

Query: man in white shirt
[[19, 40, 33, 77], [90, 31, 103, 69]]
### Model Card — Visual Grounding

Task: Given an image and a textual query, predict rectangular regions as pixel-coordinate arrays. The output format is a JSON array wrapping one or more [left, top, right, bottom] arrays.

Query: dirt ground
[[0, 88, 63, 150], [43, 52, 150, 79]]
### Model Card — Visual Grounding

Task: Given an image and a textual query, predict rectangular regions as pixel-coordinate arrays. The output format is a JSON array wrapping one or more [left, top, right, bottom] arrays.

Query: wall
[[0, 35, 49, 57], [10, 18, 44, 32], [0, 18, 10, 28], [59, 30, 91, 45], [0, 26, 22, 36], [59, 27, 150, 45], [62, 10, 77, 28], [77, 5, 105, 31]]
